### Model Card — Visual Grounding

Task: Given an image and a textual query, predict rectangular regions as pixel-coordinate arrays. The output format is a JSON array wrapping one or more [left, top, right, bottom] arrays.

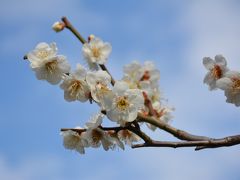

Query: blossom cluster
[[26, 35, 173, 154], [203, 55, 240, 106], [61, 113, 140, 154]]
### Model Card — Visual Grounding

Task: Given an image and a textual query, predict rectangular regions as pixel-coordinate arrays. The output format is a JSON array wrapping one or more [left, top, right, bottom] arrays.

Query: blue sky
[[0, 0, 240, 179]]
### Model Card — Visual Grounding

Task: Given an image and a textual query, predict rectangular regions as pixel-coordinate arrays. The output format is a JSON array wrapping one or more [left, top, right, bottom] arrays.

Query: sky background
[[0, 0, 240, 180]]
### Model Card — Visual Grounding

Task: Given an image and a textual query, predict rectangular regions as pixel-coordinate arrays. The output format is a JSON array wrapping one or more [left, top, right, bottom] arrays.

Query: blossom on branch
[[61, 127, 88, 154], [86, 70, 111, 105], [123, 61, 160, 103], [118, 129, 140, 146], [60, 64, 90, 102], [27, 42, 70, 84], [82, 35, 112, 69], [83, 113, 116, 151], [216, 71, 240, 106], [203, 55, 228, 90], [146, 101, 174, 131], [103, 81, 144, 125]]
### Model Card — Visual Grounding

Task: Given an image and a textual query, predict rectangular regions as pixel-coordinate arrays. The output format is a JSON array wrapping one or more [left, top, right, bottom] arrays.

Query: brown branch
[[61, 16, 115, 85], [61, 17, 86, 44], [142, 91, 157, 117], [132, 135, 240, 150], [60, 123, 153, 143], [61, 126, 124, 134], [127, 124, 153, 143], [137, 113, 211, 141]]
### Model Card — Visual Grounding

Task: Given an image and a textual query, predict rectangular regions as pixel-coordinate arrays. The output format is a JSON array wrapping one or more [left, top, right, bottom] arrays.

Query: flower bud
[[88, 34, 95, 42], [52, 22, 65, 32]]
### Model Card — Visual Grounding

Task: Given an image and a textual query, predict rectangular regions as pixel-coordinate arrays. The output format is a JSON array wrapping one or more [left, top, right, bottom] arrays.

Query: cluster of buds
[[203, 55, 240, 106], [25, 26, 173, 154]]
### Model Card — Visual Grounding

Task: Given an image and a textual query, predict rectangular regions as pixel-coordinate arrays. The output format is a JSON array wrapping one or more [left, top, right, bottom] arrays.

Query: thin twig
[[61, 17, 86, 44], [61, 16, 115, 85]]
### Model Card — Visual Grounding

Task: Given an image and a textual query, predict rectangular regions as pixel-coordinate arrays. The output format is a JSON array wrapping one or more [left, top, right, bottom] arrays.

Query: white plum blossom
[[123, 61, 160, 101], [103, 81, 144, 125], [123, 61, 160, 88], [83, 113, 114, 151], [216, 71, 240, 106], [123, 61, 143, 89], [118, 129, 140, 146], [60, 64, 90, 102], [86, 70, 111, 104], [106, 131, 125, 150], [82, 35, 112, 68], [27, 42, 70, 84], [141, 61, 160, 88], [61, 127, 88, 154], [203, 55, 229, 90], [146, 101, 174, 131]]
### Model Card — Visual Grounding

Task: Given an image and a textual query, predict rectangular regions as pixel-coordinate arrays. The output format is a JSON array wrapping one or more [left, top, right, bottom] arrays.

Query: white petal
[[215, 55, 227, 67], [203, 57, 215, 70], [203, 73, 217, 90], [57, 55, 71, 73], [225, 71, 240, 79], [112, 81, 129, 95], [126, 89, 144, 109], [100, 43, 112, 58], [216, 77, 232, 90], [35, 42, 50, 49], [126, 109, 138, 122], [106, 109, 119, 122], [85, 113, 104, 129], [73, 64, 87, 80]]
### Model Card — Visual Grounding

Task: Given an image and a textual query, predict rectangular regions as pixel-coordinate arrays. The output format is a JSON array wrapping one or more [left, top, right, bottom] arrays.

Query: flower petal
[[203, 57, 215, 70]]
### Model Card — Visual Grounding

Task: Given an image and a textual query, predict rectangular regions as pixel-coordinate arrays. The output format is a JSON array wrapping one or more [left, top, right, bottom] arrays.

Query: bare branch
[[132, 135, 240, 150], [137, 113, 211, 141]]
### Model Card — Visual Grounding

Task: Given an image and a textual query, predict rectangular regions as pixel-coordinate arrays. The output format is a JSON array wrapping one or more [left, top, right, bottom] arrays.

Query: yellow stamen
[[116, 96, 129, 111], [68, 80, 82, 96], [45, 60, 58, 74], [37, 50, 49, 59], [92, 47, 101, 58]]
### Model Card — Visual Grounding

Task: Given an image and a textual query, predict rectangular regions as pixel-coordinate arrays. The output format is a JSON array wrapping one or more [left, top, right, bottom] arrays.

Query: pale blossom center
[[96, 82, 109, 94], [45, 60, 58, 73], [37, 50, 50, 59], [116, 96, 129, 111], [92, 47, 101, 58], [211, 65, 222, 79], [68, 80, 82, 96]]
